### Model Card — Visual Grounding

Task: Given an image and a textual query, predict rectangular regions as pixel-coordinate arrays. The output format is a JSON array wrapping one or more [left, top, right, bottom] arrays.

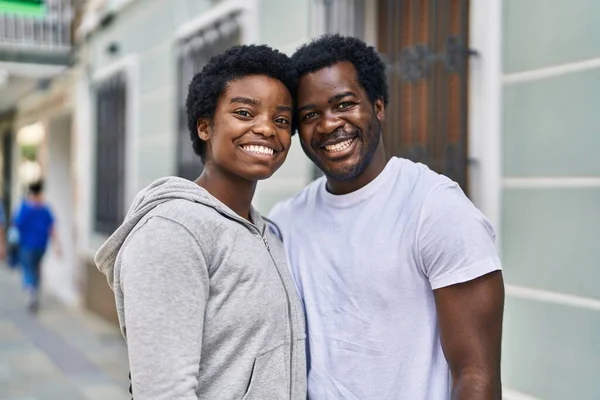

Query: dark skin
[[435, 271, 504, 400], [194, 75, 293, 221], [297, 61, 505, 399], [297, 61, 387, 195]]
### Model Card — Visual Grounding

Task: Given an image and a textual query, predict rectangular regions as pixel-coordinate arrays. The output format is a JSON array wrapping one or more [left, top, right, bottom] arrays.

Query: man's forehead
[[299, 61, 357, 85], [298, 63, 360, 100]]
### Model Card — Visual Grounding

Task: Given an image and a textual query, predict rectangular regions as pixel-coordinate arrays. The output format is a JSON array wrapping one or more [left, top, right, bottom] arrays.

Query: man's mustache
[[315, 128, 360, 147]]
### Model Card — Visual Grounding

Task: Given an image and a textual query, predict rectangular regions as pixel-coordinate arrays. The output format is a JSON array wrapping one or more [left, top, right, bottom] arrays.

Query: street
[[0, 266, 130, 400]]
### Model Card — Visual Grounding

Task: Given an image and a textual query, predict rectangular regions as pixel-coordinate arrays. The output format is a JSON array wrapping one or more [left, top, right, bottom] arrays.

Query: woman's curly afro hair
[[186, 44, 298, 161], [291, 34, 388, 107]]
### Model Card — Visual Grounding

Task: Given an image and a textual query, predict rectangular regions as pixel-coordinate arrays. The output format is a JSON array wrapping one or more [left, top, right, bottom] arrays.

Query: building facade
[[8, 0, 595, 398], [500, 1, 600, 399], [0, 0, 80, 305]]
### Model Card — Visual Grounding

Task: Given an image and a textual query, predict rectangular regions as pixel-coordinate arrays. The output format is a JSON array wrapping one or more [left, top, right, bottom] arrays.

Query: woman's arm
[[119, 216, 209, 399]]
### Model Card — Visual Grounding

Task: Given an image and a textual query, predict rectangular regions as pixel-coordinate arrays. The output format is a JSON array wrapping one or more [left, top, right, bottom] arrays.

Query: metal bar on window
[[94, 74, 127, 235]]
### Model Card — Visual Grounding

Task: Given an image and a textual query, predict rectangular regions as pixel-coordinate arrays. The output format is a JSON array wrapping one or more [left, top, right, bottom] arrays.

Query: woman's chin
[[239, 166, 279, 181]]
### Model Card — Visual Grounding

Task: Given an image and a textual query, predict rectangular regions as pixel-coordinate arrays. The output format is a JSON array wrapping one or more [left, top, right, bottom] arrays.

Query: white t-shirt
[[269, 157, 502, 400]]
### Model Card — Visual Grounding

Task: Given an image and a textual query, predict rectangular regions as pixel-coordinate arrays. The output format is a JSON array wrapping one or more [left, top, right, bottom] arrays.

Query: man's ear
[[197, 118, 210, 141], [374, 99, 385, 122]]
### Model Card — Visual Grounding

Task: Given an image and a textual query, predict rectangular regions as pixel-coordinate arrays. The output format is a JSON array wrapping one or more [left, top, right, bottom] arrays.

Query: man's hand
[[54, 244, 63, 258], [434, 270, 505, 400]]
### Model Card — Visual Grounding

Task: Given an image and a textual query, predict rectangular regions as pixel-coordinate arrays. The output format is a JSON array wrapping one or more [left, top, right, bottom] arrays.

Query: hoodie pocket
[[242, 344, 287, 400]]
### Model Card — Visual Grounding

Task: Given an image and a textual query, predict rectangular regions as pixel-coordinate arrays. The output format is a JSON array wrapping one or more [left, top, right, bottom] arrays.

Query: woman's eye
[[275, 117, 289, 124], [235, 110, 251, 117], [337, 102, 353, 109]]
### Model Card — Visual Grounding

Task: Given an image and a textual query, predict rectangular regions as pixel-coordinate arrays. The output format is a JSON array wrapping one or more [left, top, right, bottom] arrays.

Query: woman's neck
[[195, 166, 256, 222]]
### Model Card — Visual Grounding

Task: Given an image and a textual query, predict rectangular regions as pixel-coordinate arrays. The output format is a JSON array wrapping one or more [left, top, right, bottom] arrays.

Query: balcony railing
[[0, 0, 73, 64]]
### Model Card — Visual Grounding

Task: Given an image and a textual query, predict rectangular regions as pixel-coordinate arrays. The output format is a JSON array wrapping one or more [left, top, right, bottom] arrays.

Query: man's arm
[[417, 182, 505, 399], [434, 270, 504, 400], [50, 227, 62, 257]]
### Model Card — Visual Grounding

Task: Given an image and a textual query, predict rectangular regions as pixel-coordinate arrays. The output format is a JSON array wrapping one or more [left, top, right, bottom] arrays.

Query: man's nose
[[317, 111, 344, 135]]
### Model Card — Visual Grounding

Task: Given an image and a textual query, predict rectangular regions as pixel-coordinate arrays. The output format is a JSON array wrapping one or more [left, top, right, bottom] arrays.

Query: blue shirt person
[[14, 181, 59, 312]]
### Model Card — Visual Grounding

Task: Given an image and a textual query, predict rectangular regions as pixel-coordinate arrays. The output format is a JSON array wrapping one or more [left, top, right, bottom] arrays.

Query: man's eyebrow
[[230, 96, 260, 106], [298, 103, 316, 114], [298, 91, 357, 114], [328, 91, 357, 103]]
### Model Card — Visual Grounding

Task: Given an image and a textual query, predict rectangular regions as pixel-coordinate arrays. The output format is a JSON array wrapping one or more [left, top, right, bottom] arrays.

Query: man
[[13, 181, 60, 312], [269, 35, 504, 399]]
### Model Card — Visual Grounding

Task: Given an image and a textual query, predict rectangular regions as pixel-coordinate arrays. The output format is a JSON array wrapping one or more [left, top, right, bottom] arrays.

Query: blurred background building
[[0, 0, 598, 399]]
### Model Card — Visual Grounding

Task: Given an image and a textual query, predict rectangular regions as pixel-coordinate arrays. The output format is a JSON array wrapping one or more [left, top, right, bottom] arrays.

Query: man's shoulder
[[392, 157, 455, 200]]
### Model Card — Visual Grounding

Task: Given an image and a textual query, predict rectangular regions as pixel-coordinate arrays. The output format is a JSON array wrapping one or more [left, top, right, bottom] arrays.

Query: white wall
[[43, 113, 79, 306]]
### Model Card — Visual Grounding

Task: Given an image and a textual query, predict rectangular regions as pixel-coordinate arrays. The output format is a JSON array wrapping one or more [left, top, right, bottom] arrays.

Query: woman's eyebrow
[[230, 96, 260, 106]]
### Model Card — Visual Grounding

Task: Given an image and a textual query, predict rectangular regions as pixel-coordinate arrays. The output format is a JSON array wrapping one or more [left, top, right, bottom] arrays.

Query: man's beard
[[302, 123, 382, 182]]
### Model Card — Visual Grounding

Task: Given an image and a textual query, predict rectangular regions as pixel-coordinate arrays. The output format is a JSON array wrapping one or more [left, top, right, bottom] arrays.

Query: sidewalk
[[0, 265, 130, 400]]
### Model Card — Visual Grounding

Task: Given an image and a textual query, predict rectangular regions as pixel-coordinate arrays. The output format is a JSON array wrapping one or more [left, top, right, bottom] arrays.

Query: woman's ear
[[197, 119, 210, 141]]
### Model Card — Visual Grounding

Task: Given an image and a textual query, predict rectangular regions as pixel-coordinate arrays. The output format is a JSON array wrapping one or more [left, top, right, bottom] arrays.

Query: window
[[312, 0, 366, 39], [176, 15, 241, 181], [312, 0, 472, 192], [94, 73, 126, 235]]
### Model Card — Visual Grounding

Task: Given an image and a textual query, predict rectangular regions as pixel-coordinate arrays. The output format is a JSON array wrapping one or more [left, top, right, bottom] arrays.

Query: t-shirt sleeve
[[119, 216, 209, 399], [416, 182, 502, 290]]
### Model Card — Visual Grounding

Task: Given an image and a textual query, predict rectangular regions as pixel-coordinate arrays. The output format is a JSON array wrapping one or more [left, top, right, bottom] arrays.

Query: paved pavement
[[0, 265, 130, 400]]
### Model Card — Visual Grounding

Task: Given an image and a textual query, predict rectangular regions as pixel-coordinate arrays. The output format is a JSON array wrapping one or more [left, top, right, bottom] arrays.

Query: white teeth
[[242, 145, 274, 155], [325, 138, 354, 152]]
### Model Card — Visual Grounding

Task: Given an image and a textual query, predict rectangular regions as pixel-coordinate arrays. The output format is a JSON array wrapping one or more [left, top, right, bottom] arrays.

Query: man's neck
[[28, 194, 43, 204], [195, 166, 256, 222], [326, 140, 388, 195]]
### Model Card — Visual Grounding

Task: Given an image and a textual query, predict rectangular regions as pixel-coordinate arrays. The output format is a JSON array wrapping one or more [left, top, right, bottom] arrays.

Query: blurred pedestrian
[[95, 45, 306, 399], [13, 181, 61, 312]]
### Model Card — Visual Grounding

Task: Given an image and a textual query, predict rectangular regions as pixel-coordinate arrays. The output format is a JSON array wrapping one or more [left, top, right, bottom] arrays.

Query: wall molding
[[503, 387, 542, 400], [504, 57, 600, 84], [506, 284, 600, 312], [503, 177, 600, 189]]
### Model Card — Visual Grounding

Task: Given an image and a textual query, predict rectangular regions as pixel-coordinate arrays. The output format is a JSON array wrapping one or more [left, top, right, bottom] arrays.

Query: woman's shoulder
[[143, 199, 230, 240]]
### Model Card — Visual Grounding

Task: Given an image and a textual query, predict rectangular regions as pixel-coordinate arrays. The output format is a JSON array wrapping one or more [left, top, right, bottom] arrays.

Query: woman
[[95, 45, 306, 399]]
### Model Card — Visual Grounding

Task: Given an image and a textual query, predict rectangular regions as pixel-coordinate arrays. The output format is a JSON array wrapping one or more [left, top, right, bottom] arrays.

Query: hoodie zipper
[[260, 232, 295, 399], [218, 210, 295, 399]]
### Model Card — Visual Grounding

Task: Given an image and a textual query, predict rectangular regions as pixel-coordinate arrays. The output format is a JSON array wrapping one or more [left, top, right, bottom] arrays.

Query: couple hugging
[[96, 34, 504, 400]]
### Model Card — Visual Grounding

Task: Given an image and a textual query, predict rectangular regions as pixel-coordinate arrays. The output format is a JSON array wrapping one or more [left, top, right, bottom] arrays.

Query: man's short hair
[[186, 45, 298, 161], [29, 180, 43, 195], [291, 34, 389, 107]]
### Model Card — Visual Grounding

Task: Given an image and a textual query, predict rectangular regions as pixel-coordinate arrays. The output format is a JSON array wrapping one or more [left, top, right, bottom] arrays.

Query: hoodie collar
[[94, 176, 265, 288]]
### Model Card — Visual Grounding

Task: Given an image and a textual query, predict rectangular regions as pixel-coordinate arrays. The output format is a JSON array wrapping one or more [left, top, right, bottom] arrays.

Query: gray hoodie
[[95, 177, 306, 399]]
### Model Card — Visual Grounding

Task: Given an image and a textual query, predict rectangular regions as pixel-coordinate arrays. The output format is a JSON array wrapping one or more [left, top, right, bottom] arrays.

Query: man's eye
[[337, 102, 353, 109], [302, 112, 317, 120], [275, 117, 289, 124]]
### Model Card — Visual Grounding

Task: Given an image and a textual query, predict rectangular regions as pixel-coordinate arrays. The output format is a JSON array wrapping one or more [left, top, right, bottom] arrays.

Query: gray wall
[[500, 1, 600, 399]]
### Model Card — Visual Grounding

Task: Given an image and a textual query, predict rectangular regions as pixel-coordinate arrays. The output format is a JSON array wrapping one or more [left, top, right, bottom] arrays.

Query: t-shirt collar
[[319, 157, 400, 208]]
